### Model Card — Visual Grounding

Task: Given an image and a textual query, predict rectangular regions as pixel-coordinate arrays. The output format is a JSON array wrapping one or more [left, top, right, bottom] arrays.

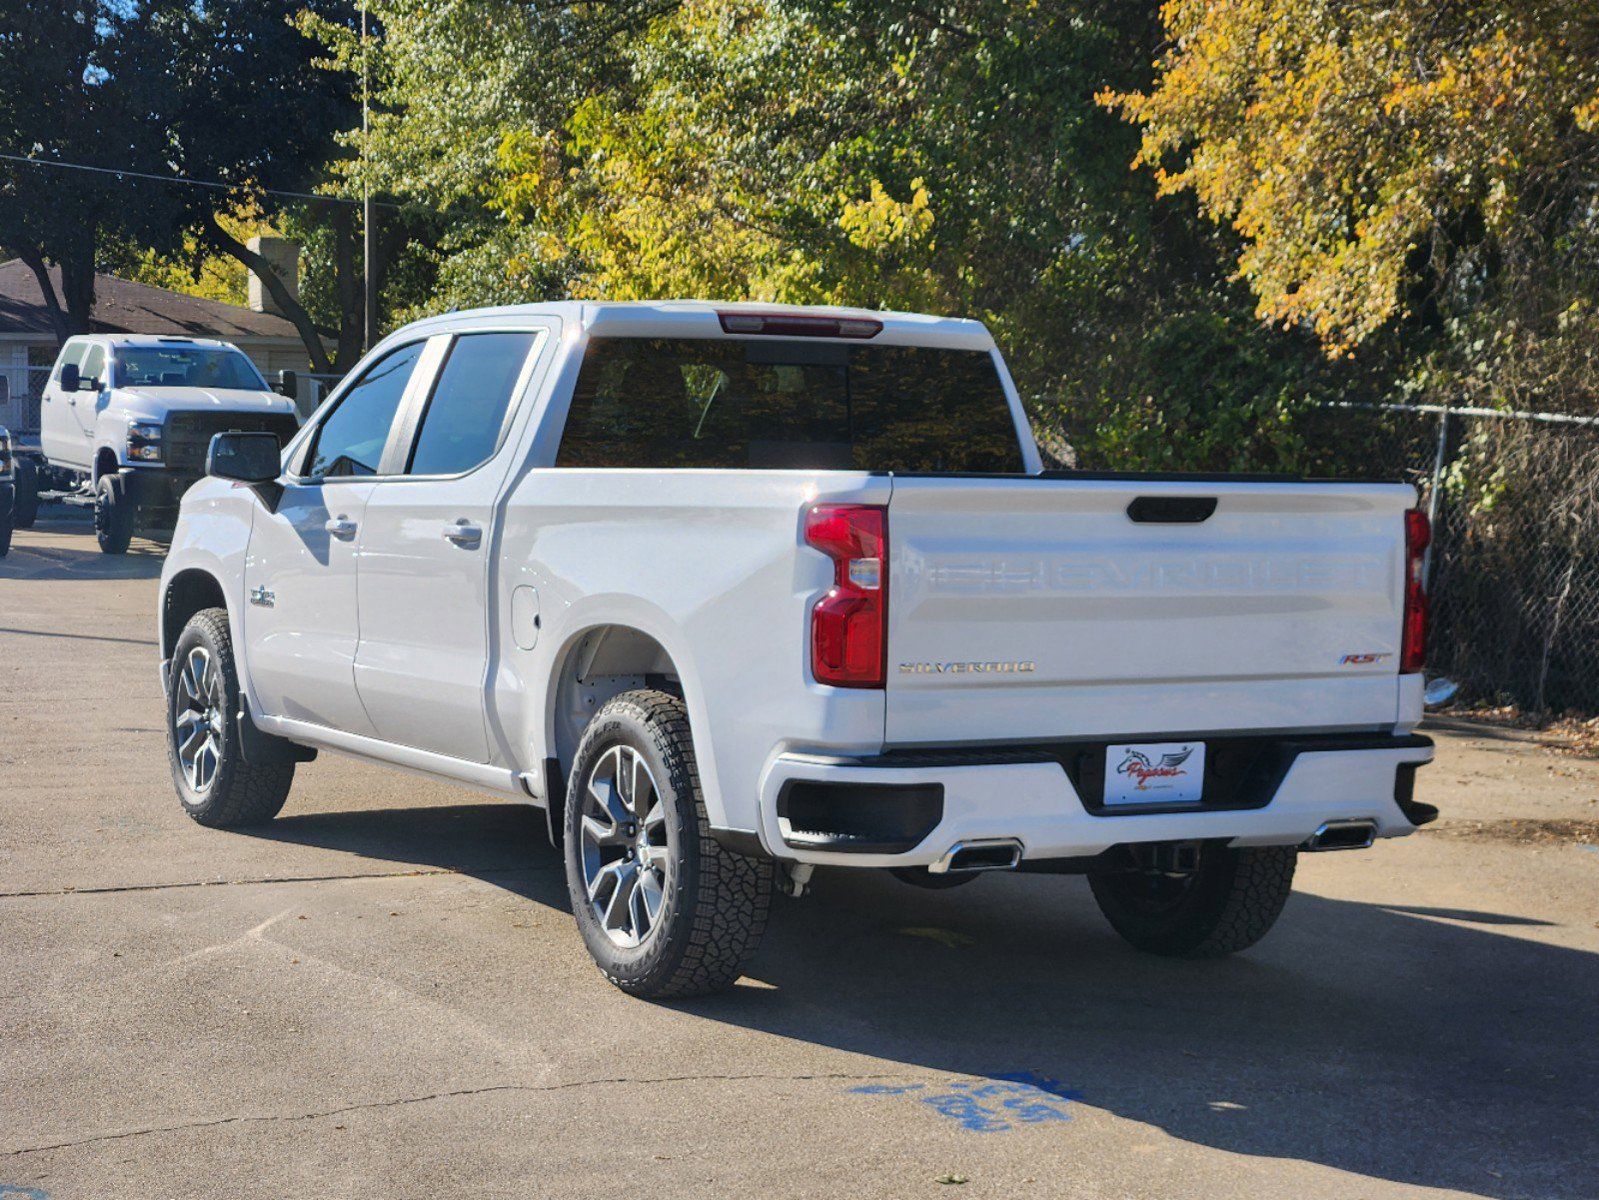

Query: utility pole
[[361, 0, 378, 353]]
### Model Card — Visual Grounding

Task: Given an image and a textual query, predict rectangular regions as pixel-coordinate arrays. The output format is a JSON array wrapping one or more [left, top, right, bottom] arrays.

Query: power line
[[0, 152, 402, 210]]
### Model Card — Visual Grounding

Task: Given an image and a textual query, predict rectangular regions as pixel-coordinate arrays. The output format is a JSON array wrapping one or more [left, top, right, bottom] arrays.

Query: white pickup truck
[[38, 334, 301, 553], [158, 301, 1436, 997]]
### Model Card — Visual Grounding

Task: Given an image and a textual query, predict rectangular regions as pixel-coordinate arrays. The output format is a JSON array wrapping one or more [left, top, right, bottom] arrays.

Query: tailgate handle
[[1127, 496, 1217, 524]]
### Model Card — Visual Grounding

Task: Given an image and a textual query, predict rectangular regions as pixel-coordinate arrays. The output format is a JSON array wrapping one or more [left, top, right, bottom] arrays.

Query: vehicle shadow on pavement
[[244, 803, 571, 906], [0, 526, 165, 581], [704, 867, 1599, 1200], [232, 803, 1596, 1198]]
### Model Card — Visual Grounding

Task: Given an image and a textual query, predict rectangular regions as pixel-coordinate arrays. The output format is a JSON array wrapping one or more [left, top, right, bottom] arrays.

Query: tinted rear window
[[555, 338, 1025, 472]]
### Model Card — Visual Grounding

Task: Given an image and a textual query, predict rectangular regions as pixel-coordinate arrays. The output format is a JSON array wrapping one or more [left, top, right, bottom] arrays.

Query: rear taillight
[[1401, 509, 1430, 673], [805, 504, 887, 688]]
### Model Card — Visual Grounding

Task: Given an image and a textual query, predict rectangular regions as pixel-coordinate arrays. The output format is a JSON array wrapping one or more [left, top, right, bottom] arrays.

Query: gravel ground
[[3, 512, 1597, 1200]]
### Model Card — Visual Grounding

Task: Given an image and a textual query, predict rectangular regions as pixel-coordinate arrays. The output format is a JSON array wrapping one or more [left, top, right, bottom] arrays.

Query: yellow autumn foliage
[[1103, 0, 1599, 353]]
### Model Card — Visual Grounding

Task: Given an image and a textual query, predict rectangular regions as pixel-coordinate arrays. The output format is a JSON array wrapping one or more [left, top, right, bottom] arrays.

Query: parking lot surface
[[3, 515, 1598, 1200]]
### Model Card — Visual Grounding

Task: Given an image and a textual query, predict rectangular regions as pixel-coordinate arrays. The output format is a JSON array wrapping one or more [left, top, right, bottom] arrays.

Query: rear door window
[[555, 337, 1024, 472], [404, 331, 539, 476], [304, 342, 424, 478]]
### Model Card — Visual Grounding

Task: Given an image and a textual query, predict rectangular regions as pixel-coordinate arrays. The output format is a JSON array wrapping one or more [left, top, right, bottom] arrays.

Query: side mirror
[[275, 369, 298, 398], [59, 363, 80, 392], [207, 431, 282, 484]]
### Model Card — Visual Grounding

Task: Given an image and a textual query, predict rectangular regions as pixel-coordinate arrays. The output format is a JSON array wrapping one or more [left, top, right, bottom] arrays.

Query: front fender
[[158, 480, 258, 704]]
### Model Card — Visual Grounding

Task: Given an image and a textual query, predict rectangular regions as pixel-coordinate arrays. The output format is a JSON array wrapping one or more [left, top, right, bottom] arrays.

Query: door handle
[[443, 519, 482, 548], [325, 516, 358, 540]]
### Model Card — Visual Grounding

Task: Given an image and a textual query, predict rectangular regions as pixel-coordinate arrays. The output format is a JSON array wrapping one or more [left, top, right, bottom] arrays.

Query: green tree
[[0, 1, 181, 341]]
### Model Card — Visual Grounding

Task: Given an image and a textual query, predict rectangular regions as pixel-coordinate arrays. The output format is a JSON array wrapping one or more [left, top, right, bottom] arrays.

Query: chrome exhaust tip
[[929, 838, 1024, 874], [1304, 819, 1378, 852]]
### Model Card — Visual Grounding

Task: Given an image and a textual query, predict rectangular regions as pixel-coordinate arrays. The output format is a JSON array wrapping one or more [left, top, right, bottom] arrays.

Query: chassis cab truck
[[157, 302, 1436, 998], [38, 335, 300, 553]]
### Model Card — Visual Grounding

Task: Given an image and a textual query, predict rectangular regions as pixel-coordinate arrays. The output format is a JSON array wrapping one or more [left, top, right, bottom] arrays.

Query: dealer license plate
[[1103, 742, 1206, 807]]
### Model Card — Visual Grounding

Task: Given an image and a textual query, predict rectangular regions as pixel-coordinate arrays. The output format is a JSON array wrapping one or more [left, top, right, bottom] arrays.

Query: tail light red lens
[[805, 504, 887, 688], [1401, 509, 1430, 673]]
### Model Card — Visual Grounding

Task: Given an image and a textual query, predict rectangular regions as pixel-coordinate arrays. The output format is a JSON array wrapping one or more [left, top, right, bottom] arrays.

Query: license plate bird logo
[[1116, 745, 1194, 790]]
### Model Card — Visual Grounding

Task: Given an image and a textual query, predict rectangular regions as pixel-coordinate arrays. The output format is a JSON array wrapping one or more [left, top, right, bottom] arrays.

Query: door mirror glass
[[275, 369, 298, 398], [59, 362, 80, 393], [207, 431, 282, 484]]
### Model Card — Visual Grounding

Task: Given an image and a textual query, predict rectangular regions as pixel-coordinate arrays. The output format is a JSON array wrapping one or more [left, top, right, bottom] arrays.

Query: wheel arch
[[542, 618, 716, 843], [161, 567, 230, 661]]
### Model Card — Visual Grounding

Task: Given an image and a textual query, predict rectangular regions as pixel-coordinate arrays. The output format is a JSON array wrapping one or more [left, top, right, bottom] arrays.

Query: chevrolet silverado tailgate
[[884, 476, 1417, 746]]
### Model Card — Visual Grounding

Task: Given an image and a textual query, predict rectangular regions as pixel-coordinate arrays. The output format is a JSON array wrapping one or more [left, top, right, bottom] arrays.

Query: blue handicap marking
[[850, 1071, 1080, 1133], [0, 1187, 51, 1200]]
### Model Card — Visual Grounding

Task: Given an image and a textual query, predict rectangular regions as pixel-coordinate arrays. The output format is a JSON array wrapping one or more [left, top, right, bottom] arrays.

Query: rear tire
[[167, 608, 294, 828], [1089, 844, 1297, 957], [0, 496, 11, 558], [95, 472, 135, 555], [564, 689, 773, 998], [13, 459, 38, 528]]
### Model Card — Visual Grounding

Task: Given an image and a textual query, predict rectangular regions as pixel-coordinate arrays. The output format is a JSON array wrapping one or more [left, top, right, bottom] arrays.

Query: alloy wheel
[[579, 744, 671, 948], [173, 647, 225, 794]]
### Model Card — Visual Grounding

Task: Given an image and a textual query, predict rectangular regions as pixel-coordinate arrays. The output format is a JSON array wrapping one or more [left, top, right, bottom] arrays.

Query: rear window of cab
[[556, 337, 1026, 473]]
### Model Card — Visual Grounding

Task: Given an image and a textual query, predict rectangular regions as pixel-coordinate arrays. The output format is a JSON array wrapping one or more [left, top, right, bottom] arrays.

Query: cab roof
[[395, 300, 997, 352]]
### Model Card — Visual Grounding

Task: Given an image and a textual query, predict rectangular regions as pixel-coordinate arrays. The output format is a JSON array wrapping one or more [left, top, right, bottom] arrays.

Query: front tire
[[95, 472, 135, 555], [167, 608, 294, 827], [1089, 844, 1297, 957], [564, 689, 773, 998]]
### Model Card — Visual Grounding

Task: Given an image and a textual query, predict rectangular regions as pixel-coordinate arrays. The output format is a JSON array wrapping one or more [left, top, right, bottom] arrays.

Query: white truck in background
[[157, 301, 1436, 998], [35, 335, 300, 553]]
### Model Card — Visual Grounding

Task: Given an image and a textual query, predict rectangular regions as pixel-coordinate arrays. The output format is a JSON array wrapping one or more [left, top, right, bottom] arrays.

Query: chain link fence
[[1266, 403, 1599, 714]]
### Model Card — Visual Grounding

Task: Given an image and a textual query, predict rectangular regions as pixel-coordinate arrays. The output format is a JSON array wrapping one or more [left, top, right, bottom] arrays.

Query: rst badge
[[1103, 742, 1206, 806]]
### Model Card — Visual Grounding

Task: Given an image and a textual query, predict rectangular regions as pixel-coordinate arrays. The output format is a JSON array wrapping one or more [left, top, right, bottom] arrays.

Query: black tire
[[1088, 844, 1297, 958], [94, 472, 135, 555], [167, 607, 294, 828], [13, 459, 38, 528], [564, 689, 773, 999], [0, 500, 11, 558], [890, 867, 976, 890]]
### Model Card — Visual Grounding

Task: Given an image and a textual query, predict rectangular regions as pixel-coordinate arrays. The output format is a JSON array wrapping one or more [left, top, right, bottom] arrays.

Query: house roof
[[0, 258, 305, 341]]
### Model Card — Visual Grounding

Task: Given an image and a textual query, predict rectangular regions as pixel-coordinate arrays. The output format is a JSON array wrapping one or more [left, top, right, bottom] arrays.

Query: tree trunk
[[201, 215, 333, 374], [331, 205, 364, 373]]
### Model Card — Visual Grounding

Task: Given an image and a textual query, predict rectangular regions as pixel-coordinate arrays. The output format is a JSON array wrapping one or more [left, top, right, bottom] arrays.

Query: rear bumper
[[754, 733, 1435, 867]]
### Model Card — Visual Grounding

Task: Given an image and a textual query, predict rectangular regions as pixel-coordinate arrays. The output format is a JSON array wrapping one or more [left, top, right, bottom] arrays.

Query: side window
[[304, 341, 424, 478], [55, 339, 87, 383], [79, 344, 106, 389], [404, 331, 538, 476]]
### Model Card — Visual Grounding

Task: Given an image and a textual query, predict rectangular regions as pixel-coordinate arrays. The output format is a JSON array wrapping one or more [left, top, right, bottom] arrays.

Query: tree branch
[[200, 215, 333, 374], [10, 243, 71, 346]]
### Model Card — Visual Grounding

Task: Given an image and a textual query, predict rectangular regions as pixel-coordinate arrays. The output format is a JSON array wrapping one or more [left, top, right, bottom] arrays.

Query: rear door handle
[[325, 516, 358, 540], [443, 519, 482, 548]]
